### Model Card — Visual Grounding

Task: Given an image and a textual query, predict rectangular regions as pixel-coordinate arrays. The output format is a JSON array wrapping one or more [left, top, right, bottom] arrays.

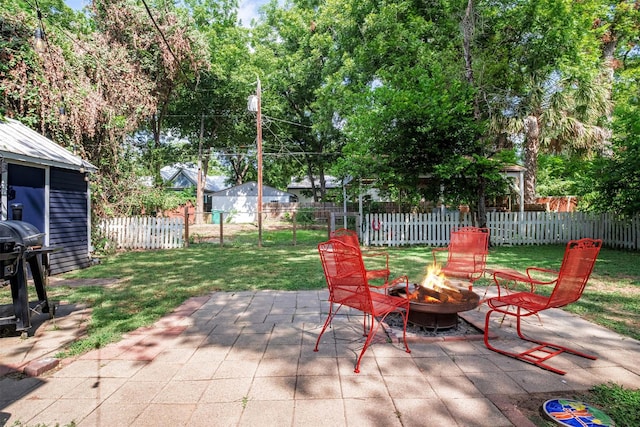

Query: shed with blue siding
[[0, 118, 97, 275]]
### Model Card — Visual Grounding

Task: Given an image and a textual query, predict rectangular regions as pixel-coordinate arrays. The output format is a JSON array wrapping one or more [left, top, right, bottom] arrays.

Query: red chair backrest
[[447, 227, 489, 263], [548, 238, 602, 308], [330, 228, 360, 249], [318, 239, 373, 313]]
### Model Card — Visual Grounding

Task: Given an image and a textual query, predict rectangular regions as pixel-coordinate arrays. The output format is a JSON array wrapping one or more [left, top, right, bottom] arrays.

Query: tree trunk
[[462, 0, 481, 120], [196, 115, 205, 225], [462, 0, 485, 225], [524, 115, 540, 205], [476, 179, 487, 228], [151, 115, 163, 188]]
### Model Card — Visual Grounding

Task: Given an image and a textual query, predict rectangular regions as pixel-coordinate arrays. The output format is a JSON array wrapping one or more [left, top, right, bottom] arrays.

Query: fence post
[[184, 205, 190, 248], [292, 212, 297, 246], [219, 212, 224, 247], [327, 216, 331, 240]]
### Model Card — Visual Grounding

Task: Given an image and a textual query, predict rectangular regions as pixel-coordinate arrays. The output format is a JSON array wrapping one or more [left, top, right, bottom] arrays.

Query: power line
[[33, 0, 67, 115], [263, 115, 313, 128], [215, 151, 340, 157], [140, 0, 181, 67]]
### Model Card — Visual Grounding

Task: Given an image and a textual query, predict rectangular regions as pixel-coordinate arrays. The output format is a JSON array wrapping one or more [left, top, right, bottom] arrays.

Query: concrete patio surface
[[1, 287, 639, 426]]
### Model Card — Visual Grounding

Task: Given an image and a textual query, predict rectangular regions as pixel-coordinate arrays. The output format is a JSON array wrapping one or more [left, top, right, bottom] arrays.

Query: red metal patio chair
[[314, 239, 411, 373], [483, 238, 603, 375], [432, 226, 489, 287], [330, 228, 390, 283], [330, 228, 391, 334]]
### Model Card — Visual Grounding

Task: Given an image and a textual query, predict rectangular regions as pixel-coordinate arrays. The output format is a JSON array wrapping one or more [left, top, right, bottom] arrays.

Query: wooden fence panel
[[98, 217, 184, 250]]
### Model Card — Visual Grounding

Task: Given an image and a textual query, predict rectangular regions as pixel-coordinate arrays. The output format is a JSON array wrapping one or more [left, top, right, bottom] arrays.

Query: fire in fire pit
[[391, 264, 480, 330]]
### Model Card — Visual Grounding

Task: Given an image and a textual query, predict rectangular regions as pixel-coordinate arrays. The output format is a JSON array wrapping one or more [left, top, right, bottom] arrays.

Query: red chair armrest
[[384, 275, 410, 293], [362, 251, 389, 261], [432, 247, 448, 264], [526, 267, 558, 285], [491, 268, 531, 296], [362, 251, 390, 275]]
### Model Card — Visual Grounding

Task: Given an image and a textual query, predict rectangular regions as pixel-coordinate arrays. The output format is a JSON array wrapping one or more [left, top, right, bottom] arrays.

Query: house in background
[[0, 118, 97, 274], [287, 175, 388, 204], [287, 175, 345, 203], [160, 164, 296, 223], [210, 182, 296, 223], [161, 164, 229, 212]]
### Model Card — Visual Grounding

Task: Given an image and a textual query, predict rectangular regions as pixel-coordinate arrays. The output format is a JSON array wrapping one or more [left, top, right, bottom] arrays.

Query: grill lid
[[0, 221, 45, 247]]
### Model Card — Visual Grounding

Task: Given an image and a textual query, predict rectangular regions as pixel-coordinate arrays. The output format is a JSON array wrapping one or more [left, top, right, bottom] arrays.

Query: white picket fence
[[98, 211, 640, 250], [98, 217, 184, 249], [360, 212, 640, 249]]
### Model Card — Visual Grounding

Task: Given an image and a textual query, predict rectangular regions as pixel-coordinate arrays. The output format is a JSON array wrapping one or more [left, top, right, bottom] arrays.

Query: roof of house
[[0, 118, 96, 172], [161, 164, 229, 193], [287, 175, 351, 190], [211, 181, 295, 198]]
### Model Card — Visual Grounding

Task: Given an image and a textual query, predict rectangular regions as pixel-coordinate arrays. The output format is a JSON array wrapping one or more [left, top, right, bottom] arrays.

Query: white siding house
[[210, 182, 296, 223]]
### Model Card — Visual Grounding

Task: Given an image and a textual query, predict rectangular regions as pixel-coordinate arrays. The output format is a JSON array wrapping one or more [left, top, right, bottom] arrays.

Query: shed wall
[[48, 168, 91, 274]]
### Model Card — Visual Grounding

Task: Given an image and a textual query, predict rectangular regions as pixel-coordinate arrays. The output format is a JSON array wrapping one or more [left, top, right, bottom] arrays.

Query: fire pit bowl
[[389, 282, 480, 330]]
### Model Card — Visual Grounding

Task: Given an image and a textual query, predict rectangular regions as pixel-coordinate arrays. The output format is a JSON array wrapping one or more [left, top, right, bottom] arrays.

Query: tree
[[248, 0, 341, 201], [307, 0, 509, 223], [588, 25, 640, 216], [477, 0, 610, 204], [0, 0, 167, 216], [92, 0, 209, 187]]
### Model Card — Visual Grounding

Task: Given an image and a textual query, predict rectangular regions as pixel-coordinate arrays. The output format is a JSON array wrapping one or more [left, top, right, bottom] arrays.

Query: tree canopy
[[1, 0, 639, 218]]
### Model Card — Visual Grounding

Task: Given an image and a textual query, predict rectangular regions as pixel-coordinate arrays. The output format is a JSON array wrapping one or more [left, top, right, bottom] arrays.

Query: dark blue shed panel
[[49, 168, 91, 274], [7, 164, 45, 232]]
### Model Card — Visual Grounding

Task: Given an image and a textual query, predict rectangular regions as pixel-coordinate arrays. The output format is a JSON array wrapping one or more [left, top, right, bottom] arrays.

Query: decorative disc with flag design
[[542, 399, 614, 427]]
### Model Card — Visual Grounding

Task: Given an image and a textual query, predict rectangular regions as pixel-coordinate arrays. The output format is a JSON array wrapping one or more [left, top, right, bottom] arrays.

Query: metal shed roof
[[212, 181, 295, 198], [0, 118, 96, 172], [287, 175, 351, 190]]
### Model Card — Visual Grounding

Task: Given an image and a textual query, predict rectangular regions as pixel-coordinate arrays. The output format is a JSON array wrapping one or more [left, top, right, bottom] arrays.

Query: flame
[[409, 263, 466, 303], [403, 263, 476, 309], [421, 263, 447, 289]]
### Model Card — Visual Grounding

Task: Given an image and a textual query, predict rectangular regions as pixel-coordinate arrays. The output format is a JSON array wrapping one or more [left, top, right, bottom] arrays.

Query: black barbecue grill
[[0, 217, 57, 338]]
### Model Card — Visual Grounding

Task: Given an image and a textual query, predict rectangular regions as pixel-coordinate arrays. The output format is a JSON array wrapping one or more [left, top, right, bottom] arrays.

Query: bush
[[294, 208, 315, 226], [590, 383, 640, 426]]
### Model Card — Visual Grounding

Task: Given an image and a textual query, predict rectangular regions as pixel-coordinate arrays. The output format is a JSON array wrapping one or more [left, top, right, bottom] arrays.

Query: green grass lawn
[[18, 228, 639, 356]]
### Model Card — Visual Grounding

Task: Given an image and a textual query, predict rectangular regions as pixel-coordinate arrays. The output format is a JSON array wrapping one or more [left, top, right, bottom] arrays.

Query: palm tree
[[492, 70, 610, 204]]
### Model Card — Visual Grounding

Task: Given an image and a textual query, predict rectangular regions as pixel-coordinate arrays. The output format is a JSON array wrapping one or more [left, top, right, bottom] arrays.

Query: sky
[[63, 0, 268, 27]]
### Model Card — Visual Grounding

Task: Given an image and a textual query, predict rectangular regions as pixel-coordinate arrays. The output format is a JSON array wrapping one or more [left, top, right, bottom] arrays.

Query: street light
[[248, 78, 263, 247], [34, 27, 46, 53]]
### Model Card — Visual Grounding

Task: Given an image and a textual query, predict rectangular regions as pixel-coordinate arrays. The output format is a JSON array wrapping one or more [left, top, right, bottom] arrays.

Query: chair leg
[[362, 313, 370, 336], [314, 302, 338, 352], [400, 308, 411, 354], [354, 316, 382, 373], [512, 310, 597, 363], [484, 308, 597, 375], [353, 308, 411, 373]]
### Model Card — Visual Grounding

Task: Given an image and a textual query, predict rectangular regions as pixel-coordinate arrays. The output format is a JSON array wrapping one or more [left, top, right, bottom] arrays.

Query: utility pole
[[196, 114, 205, 225], [248, 78, 263, 247], [256, 78, 263, 247]]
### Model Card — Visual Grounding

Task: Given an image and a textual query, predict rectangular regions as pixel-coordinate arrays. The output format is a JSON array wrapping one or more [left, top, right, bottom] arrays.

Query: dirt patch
[[587, 277, 639, 296], [187, 221, 322, 243], [48, 277, 121, 288], [189, 222, 281, 239]]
